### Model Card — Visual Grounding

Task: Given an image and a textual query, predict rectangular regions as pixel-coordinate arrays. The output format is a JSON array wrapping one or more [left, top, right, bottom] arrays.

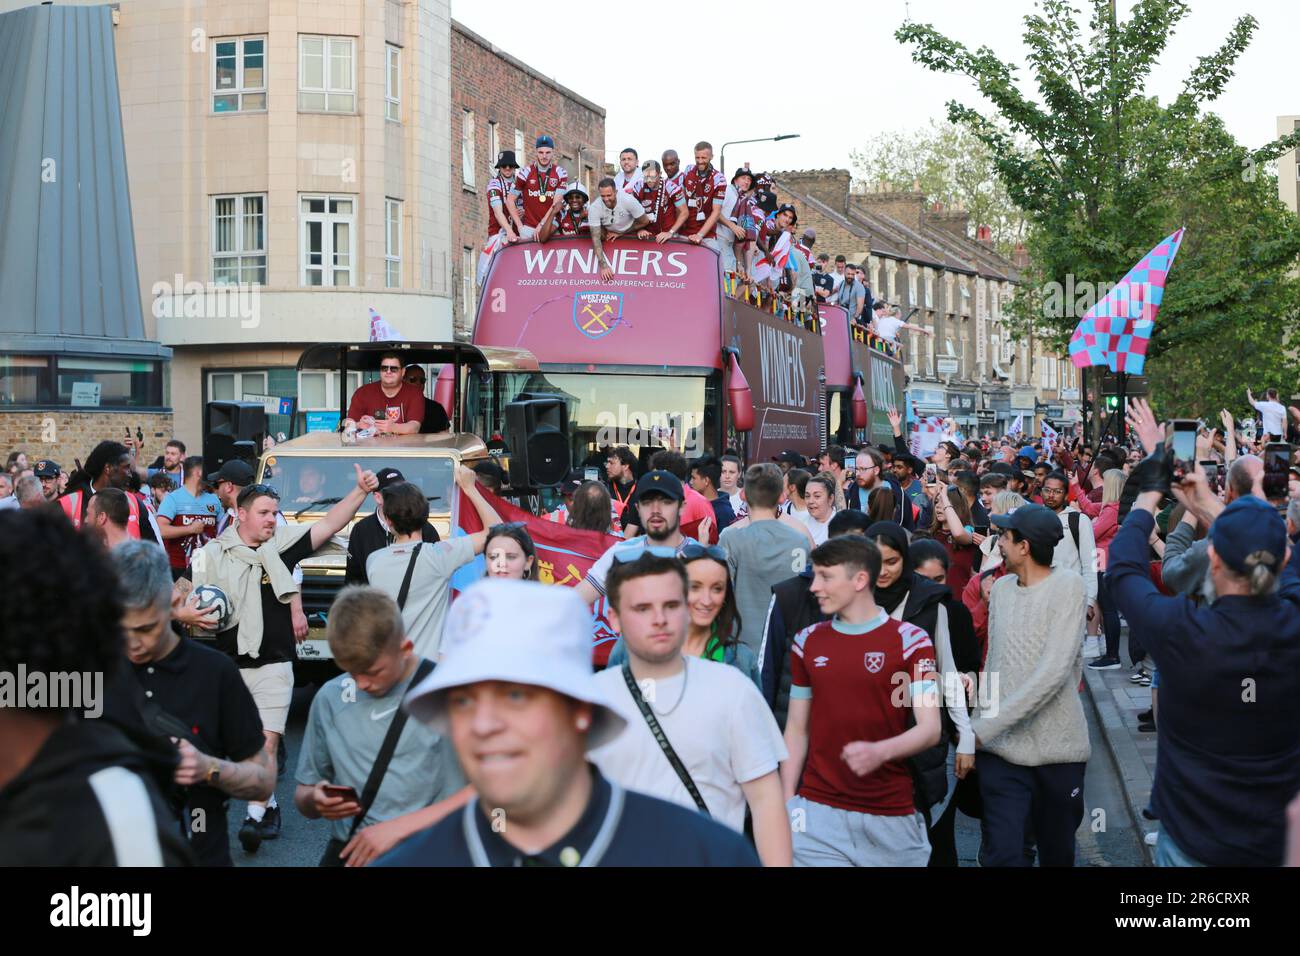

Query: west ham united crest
[[864, 651, 886, 674], [572, 291, 624, 339]]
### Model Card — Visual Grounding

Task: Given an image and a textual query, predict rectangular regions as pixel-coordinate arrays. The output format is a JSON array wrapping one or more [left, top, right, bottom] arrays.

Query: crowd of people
[[476, 135, 918, 346], [4, 381, 1300, 869]]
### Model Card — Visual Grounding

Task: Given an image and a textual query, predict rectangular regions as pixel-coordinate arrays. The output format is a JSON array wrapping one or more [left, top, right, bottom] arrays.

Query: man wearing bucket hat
[[539, 180, 591, 243], [477, 150, 524, 286], [1108, 462, 1300, 867], [377, 579, 759, 866]]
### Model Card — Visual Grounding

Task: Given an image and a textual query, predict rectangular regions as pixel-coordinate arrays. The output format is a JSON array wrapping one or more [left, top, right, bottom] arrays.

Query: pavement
[[1081, 629, 1159, 865]]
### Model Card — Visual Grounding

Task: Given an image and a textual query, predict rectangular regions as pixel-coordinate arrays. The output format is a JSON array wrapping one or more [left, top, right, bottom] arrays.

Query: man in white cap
[[377, 579, 759, 866]]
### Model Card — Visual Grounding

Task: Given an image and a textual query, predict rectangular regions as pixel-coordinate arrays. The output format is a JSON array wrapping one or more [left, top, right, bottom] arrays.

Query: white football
[[191, 584, 234, 632]]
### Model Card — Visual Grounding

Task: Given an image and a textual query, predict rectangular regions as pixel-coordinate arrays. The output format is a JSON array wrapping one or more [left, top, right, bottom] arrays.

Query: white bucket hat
[[404, 578, 630, 750]]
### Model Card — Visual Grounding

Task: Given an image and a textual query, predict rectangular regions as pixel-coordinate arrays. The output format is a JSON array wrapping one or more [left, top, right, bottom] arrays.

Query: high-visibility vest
[[59, 488, 143, 538]]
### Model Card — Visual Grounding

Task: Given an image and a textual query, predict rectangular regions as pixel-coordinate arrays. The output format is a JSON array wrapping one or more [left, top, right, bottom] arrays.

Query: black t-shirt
[[102, 639, 265, 866], [215, 532, 316, 669], [813, 272, 834, 300], [418, 397, 452, 434]]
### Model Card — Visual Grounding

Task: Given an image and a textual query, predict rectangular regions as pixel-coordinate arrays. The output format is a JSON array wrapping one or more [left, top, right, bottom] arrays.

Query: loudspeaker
[[505, 396, 571, 488], [204, 401, 267, 474]]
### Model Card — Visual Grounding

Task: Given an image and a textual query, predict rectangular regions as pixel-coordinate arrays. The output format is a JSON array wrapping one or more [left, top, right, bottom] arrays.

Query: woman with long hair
[[931, 484, 976, 599], [606, 544, 760, 687], [866, 484, 896, 525], [867, 521, 981, 867], [483, 522, 539, 580]]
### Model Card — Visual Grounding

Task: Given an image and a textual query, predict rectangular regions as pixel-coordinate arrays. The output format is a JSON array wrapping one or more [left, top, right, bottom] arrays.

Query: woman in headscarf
[[867, 521, 982, 867]]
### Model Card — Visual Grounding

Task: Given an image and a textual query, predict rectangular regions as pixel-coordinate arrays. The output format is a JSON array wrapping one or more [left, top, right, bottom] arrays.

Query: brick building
[[450, 22, 605, 338]]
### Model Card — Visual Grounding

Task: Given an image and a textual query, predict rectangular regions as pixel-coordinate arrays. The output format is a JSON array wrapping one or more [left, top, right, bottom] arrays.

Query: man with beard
[[192, 464, 379, 854], [613, 146, 643, 194], [679, 141, 727, 252], [631, 160, 688, 241], [575, 471, 698, 606], [511, 135, 567, 240], [59, 440, 162, 543]]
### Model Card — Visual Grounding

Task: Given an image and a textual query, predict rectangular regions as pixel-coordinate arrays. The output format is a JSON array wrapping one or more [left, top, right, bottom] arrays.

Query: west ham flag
[[1068, 228, 1185, 376]]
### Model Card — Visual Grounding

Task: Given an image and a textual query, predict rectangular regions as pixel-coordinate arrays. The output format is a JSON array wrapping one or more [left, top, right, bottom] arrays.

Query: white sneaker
[[1144, 831, 1159, 847]]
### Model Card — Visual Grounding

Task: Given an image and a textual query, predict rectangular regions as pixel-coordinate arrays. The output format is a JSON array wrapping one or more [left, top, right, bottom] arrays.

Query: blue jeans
[[1155, 829, 1207, 867]]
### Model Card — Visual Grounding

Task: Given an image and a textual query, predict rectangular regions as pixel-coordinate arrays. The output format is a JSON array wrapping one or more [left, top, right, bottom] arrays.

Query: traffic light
[[1107, 396, 1119, 410]]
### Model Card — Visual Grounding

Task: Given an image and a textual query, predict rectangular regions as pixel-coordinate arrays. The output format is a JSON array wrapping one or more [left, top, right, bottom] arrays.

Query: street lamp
[[719, 134, 800, 176]]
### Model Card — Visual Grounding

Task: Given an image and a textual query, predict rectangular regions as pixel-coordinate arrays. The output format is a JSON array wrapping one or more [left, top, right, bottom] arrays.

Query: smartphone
[[1199, 460, 1219, 492], [583, 466, 599, 483], [924, 464, 938, 484], [1263, 443, 1291, 500], [1167, 420, 1198, 478], [973, 525, 990, 538], [322, 784, 360, 803], [844, 453, 857, 470]]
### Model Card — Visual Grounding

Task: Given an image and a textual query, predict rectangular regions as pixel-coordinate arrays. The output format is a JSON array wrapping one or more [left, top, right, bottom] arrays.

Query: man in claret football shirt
[[477, 150, 521, 284], [662, 148, 685, 192], [539, 182, 592, 242], [632, 160, 688, 242], [781, 535, 941, 867], [679, 141, 728, 252], [511, 134, 568, 240]]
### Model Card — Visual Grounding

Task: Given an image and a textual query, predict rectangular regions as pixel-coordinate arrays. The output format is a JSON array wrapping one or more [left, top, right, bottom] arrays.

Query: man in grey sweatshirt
[[973, 504, 1091, 867]]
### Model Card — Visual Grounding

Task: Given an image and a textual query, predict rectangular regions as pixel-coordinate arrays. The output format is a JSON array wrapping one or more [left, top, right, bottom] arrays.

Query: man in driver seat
[[342, 351, 427, 435]]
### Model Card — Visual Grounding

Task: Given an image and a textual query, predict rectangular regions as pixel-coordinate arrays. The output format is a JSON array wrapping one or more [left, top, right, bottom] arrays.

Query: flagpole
[[1117, 371, 1127, 441]]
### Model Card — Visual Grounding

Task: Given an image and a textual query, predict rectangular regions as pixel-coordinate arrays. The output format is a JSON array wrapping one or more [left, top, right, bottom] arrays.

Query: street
[[231, 679, 1147, 868]]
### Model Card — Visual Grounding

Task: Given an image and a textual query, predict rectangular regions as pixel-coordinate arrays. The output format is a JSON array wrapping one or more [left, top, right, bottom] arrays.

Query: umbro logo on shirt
[[813, 656, 830, 668]]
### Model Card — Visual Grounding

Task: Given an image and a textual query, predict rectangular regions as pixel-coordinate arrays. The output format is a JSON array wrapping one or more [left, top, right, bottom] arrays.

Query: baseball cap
[[34, 459, 61, 478], [559, 469, 584, 495], [771, 449, 805, 467], [628, 470, 685, 506], [404, 579, 630, 750], [1211, 496, 1288, 576], [206, 459, 254, 487], [989, 502, 1064, 549], [535, 134, 555, 149], [375, 467, 406, 492], [802, 227, 816, 242]]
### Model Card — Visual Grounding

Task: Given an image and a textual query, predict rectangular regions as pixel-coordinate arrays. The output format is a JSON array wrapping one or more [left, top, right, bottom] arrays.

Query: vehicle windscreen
[[260, 454, 454, 516]]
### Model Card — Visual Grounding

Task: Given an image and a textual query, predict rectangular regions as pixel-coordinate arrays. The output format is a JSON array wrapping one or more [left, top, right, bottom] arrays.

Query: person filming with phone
[[1107, 398, 1300, 867]]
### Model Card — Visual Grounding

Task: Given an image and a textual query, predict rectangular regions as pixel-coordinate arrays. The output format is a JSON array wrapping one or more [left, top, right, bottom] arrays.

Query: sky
[[453, 0, 1298, 177]]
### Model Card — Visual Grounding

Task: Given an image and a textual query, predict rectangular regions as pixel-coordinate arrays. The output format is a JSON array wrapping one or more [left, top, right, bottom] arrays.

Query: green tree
[[849, 120, 1028, 257], [896, 0, 1300, 419]]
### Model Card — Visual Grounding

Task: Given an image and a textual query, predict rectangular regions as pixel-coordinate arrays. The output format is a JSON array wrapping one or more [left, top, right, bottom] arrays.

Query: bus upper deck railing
[[723, 272, 903, 361]]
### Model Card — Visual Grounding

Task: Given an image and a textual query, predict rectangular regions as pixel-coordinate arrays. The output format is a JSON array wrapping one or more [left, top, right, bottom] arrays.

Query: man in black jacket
[[759, 510, 873, 728], [345, 467, 440, 585], [0, 508, 193, 866]]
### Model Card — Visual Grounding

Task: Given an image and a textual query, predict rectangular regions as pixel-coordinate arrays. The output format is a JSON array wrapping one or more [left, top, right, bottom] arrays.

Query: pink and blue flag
[[1068, 228, 1184, 376]]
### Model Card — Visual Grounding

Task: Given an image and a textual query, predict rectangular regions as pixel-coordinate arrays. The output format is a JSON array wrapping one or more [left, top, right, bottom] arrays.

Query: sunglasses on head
[[679, 542, 727, 562], [237, 483, 280, 507], [611, 544, 680, 564]]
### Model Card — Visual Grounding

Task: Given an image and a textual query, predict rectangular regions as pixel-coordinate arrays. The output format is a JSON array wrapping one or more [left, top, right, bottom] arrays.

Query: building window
[[300, 195, 355, 287], [514, 128, 526, 159], [213, 37, 266, 112], [207, 370, 268, 402], [462, 110, 476, 188], [488, 121, 499, 173], [462, 247, 476, 324], [299, 36, 355, 113], [212, 194, 267, 284], [385, 45, 401, 122], [924, 271, 934, 309], [385, 198, 402, 288], [298, 370, 361, 410]]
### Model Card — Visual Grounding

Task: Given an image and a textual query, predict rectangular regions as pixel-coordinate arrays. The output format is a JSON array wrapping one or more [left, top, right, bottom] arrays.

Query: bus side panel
[[727, 299, 826, 465]]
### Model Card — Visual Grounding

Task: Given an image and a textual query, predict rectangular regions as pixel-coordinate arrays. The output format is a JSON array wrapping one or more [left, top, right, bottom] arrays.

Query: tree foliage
[[850, 120, 1028, 257], [896, 0, 1300, 418]]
